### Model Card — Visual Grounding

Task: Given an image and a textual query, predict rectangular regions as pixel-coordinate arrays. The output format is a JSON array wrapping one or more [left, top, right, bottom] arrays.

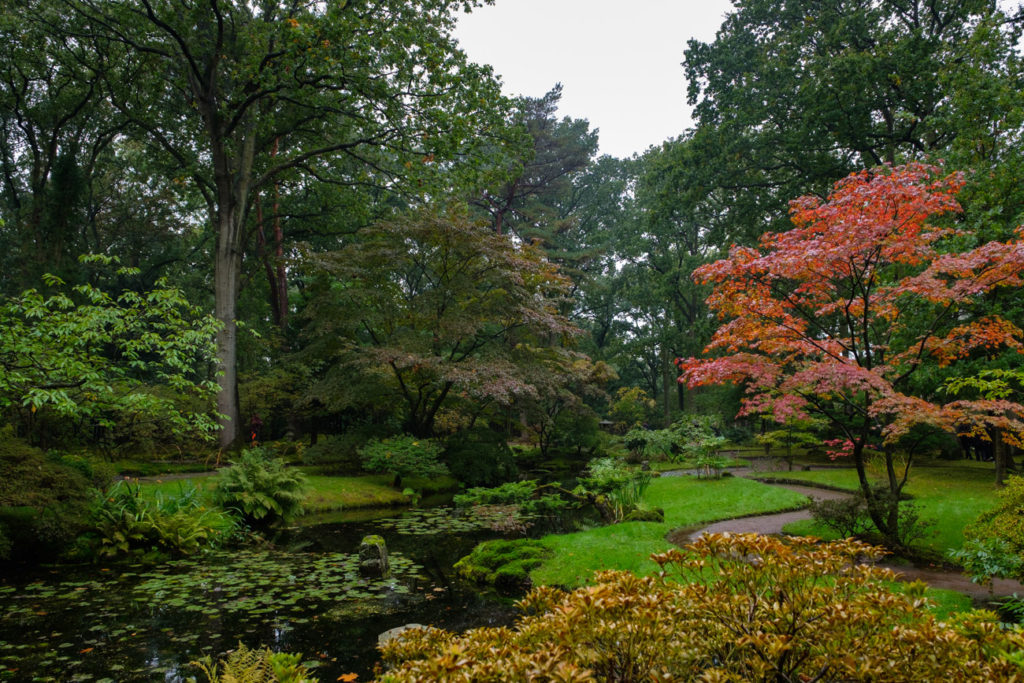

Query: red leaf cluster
[[681, 163, 1024, 443]]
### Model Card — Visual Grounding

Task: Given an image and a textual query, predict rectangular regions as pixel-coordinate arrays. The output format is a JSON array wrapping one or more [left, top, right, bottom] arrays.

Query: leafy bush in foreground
[[378, 534, 1024, 681], [191, 643, 317, 682]]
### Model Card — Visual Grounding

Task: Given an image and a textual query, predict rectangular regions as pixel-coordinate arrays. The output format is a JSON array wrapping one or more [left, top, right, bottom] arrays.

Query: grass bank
[[530, 475, 808, 588], [136, 471, 459, 514]]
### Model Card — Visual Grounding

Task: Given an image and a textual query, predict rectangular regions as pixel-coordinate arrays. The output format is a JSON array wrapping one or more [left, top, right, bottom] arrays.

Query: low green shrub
[[622, 507, 664, 523], [949, 538, 1024, 589], [89, 480, 238, 559], [454, 539, 552, 592], [214, 448, 307, 529], [964, 475, 1024, 577], [0, 430, 92, 561], [51, 453, 118, 488], [359, 435, 447, 487], [453, 480, 571, 515], [302, 433, 363, 473], [808, 494, 875, 538], [578, 457, 654, 522], [623, 427, 675, 461]]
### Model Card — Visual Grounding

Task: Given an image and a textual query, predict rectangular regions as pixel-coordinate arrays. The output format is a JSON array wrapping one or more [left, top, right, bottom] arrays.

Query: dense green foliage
[[0, 429, 91, 561], [301, 207, 582, 438], [454, 539, 552, 592], [0, 258, 221, 450], [453, 480, 572, 515], [213, 449, 307, 528], [359, 435, 448, 487], [441, 426, 518, 487], [957, 475, 1024, 582], [191, 643, 317, 683], [89, 480, 237, 559]]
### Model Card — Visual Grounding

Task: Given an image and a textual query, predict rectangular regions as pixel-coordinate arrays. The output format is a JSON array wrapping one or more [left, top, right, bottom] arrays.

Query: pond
[[0, 505, 568, 682]]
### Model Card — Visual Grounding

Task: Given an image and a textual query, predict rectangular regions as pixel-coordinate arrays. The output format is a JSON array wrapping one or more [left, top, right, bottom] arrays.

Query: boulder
[[378, 623, 425, 646], [358, 534, 390, 578]]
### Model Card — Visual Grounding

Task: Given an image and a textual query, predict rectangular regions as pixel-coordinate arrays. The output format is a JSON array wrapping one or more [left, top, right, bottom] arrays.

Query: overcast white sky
[[454, 0, 735, 159]]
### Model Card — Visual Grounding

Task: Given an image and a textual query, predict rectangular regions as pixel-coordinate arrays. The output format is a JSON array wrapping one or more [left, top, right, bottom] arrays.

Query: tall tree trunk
[[853, 439, 899, 546], [994, 429, 1008, 487], [255, 195, 282, 326], [214, 210, 243, 449], [254, 139, 288, 333], [209, 137, 255, 450], [661, 344, 672, 427], [272, 178, 287, 331]]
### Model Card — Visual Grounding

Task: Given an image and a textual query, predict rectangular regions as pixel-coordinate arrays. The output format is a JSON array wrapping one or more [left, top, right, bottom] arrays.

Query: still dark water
[[0, 507, 539, 682]]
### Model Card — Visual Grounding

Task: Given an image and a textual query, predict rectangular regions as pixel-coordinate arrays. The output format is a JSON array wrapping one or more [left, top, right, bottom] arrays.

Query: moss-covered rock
[[623, 507, 665, 523], [359, 534, 390, 578], [454, 539, 551, 592]]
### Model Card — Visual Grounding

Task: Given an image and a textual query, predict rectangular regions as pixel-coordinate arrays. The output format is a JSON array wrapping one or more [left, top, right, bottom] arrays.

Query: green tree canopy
[[300, 206, 582, 437], [40, 0, 514, 446]]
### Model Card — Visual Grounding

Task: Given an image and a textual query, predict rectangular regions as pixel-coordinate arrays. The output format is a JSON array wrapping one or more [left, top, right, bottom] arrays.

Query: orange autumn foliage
[[376, 534, 1024, 682], [679, 163, 1024, 448]]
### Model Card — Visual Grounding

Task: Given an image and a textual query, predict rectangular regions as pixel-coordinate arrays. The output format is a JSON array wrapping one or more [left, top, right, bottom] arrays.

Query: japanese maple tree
[[680, 163, 1024, 545]]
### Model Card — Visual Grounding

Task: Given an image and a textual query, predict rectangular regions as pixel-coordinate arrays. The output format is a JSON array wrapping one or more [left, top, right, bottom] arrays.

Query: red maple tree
[[680, 163, 1024, 544]]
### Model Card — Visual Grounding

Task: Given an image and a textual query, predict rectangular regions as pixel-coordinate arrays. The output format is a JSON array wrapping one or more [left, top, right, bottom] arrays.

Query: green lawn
[[136, 471, 459, 514], [756, 459, 1001, 553], [530, 475, 808, 588]]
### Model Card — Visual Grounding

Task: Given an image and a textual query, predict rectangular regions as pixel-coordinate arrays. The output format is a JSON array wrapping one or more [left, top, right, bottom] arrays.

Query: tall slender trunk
[[214, 211, 242, 449], [272, 175, 287, 331], [255, 139, 288, 333], [661, 344, 672, 427], [853, 438, 903, 546], [255, 195, 282, 326], [207, 122, 256, 450], [994, 429, 1008, 487]]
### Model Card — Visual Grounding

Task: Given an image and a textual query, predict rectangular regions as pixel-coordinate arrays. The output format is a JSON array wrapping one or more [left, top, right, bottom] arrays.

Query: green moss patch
[[455, 539, 552, 591]]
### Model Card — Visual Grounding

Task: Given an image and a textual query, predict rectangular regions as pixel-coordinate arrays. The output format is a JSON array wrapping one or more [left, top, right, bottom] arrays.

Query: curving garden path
[[673, 466, 1024, 603]]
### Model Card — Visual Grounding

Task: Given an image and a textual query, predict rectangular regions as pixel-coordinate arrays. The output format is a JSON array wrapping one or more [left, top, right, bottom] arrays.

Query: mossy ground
[[455, 539, 552, 591]]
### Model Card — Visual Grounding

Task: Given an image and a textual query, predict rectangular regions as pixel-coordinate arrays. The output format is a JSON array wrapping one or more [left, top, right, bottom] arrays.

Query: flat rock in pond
[[378, 623, 426, 645]]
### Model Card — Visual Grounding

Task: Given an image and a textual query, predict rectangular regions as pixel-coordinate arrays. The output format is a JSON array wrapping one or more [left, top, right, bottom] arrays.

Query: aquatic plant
[[0, 546, 428, 679]]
